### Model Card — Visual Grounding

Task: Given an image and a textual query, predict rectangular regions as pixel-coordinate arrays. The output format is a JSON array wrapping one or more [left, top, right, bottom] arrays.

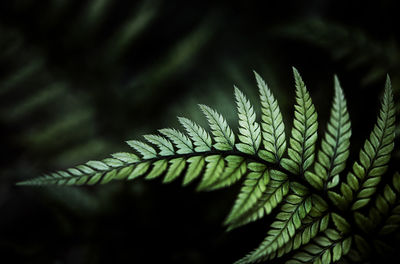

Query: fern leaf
[[234, 86, 261, 154], [331, 212, 351, 234], [255, 71, 287, 163], [267, 194, 330, 261], [182, 156, 205, 185], [277, 214, 330, 261], [111, 152, 140, 163], [128, 161, 150, 180], [282, 67, 318, 175], [356, 172, 400, 235], [225, 163, 269, 225], [226, 169, 289, 230], [18, 153, 139, 186], [196, 155, 225, 190], [17, 69, 399, 263], [347, 76, 395, 210], [146, 159, 168, 179], [126, 140, 157, 159], [164, 157, 186, 183], [178, 116, 212, 152], [199, 104, 235, 150], [379, 172, 400, 235], [286, 229, 351, 264], [143, 134, 175, 156], [236, 194, 312, 263], [159, 128, 193, 154], [305, 76, 351, 189], [202, 155, 247, 190]]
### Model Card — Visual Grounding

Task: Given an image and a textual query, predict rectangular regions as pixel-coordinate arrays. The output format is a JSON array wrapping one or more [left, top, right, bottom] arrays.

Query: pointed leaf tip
[[385, 74, 391, 85], [253, 70, 261, 80], [333, 74, 340, 85], [385, 74, 392, 93], [292, 66, 299, 75]]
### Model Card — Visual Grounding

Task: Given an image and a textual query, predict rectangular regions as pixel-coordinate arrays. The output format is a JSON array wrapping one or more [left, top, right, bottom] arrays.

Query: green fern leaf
[[286, 229, 351, 264], [143, 134, 175, 156], [282, 67, 318, 175], [305, 76, 351, 190], [356, 172, 400, 235], [254, 71, 287, 163], [182, 156, 205, 185], [17, 69, 399, 263], [379, 172, 400, 235], [202, 155, 247, 190], [164, 157, 186, 183], [178, 116, 212, 152], [159, 128, 194, 154], [111, 152, 140, 163], [226, 169, 289, 230], [196, 155, 225, 190], [331, 212, 351, 234], [199, 104, 235, 150], [236, 193, 312, 263], [127, 140, 157, 159], [234, 86, 261, 154], [224, 163, 269, 225], [346, 76, 395, 210], [128, 161, 150, 180], [266, 194, 330, 261], [146, 159, 168, 179]]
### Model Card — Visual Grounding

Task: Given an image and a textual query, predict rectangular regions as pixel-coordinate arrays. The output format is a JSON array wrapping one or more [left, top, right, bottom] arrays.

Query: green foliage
[[19, 69, 399, 263], [327, 77, 396, 212], [281, 68, 318, 175], [287, 229, 352, 264], [305, 76, 351, 191], [256, 71, 287, 163]]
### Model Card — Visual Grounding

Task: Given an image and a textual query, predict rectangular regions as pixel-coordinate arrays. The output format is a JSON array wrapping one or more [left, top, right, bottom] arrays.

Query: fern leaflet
[[282, 67, 318, 175], [305, 76, 351, 190], [255, 71, 287, 163]]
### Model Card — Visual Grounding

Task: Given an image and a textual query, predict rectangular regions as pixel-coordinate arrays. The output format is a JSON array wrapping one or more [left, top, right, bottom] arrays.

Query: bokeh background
[[1, 0, 400, 263]]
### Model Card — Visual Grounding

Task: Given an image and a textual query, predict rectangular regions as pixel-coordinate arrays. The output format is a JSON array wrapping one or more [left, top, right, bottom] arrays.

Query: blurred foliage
[[1, 0, 400, 263]]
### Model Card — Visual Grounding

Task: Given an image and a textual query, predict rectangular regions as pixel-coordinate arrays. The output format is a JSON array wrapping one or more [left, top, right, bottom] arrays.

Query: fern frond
[[224, 163, 269, 225], [202, 155, 247, 190], [183, 156, 205, 185], [127, 140, 157, 159], [282, 67, 318, 175], [159, 128, 194, 154], [143, 134, 175, 156], [196, 155, 225, 189], [234, 86, 262, 154], [305, 76, 351, 190], [163, 157, 185, 182], [199, 104, 235, 150], [178, 116, 212, 152], [354, 172, 400, 234], [255, 71, 287, 163], [17, 69, 399, 263], [339, 76, 396, 210], [286, 229, 352, 264], [331, 212, 351, 234], [226, 169, 289, 230], [379, 172, 400, 235], [267, 194, 330, 261], [236, 192, 312, 264]]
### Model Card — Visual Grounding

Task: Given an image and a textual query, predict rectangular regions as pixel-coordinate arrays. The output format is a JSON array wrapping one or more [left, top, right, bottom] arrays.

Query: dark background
[[1, 0, 399, 263]]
